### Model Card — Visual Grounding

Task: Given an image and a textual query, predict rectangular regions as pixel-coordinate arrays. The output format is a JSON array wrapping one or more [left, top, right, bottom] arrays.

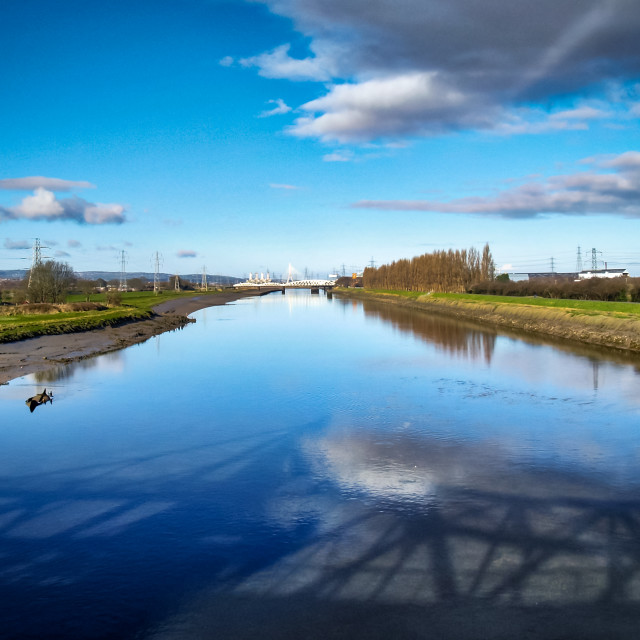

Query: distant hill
[[0, 270, 243, 285], [0, 269, 29, 280]]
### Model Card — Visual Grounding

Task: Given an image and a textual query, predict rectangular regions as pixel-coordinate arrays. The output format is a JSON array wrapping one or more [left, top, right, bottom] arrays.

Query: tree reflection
[[32, 352, 123, 384], [358, 300, 497, 365]]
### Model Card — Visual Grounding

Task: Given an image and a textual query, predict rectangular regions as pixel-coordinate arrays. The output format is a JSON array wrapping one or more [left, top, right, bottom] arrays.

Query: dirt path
[[0, 290, 258, 384]]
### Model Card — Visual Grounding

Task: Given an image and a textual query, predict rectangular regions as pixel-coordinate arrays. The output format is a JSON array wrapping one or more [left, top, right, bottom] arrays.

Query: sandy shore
[[0, 290, 259, 385]]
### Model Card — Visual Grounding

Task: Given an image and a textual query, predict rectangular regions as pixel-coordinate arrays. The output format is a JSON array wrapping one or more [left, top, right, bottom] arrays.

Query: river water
[[1, 290, 640, 639]]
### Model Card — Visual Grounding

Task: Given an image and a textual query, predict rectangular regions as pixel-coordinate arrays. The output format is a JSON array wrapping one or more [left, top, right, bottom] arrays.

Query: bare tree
[[363, 245, 495, 293], [77, 278, 97, 302], [27, 260, 76, 303]]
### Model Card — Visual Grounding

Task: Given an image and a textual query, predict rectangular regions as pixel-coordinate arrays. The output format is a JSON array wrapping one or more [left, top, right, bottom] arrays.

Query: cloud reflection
[[143, 423, 640, 638]]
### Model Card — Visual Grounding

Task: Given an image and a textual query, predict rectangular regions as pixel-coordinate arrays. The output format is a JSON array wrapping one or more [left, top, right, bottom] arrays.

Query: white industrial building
[[577, 268, 629, 279]]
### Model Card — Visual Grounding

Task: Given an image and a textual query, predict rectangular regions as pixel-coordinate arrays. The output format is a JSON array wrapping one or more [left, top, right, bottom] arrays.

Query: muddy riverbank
[[333, 288, 640, 354], [0, 290, 258, 384]]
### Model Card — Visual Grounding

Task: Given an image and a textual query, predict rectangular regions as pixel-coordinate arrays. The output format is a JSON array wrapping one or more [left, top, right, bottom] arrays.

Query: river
[[1, 290, 640, 639]]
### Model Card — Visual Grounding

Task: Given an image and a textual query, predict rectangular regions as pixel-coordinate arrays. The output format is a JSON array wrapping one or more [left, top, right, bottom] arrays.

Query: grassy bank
[[0, 290, 210, 343], [333, 288, 640, 353]]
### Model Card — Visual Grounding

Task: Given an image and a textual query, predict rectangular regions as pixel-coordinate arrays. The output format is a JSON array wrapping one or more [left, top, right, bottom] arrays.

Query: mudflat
[[0, 290, 257, 385]]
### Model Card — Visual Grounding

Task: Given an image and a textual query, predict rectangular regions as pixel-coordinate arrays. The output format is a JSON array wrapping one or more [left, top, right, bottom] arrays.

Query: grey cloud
[[177, 250, 197, 258], [4, 239, 30, 250], [0, 177, 95, 191], [250, 0, 640, 140], [259, 0, 640, 96], [599, 150, 640, 170], [352, 150, 640, 218]]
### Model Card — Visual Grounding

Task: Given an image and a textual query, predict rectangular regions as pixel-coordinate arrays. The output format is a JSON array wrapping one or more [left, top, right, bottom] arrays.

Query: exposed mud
[[0, 290, 259, 384]]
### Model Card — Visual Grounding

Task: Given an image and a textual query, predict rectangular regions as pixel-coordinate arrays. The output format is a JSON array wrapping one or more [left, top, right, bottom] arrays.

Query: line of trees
[[363, 244, 495, 293], [470, 275, 640, 302], [17, 261, 204, 305]]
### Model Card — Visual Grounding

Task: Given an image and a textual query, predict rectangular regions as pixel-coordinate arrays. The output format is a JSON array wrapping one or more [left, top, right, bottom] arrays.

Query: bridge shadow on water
[[1, 417, 640, 639]]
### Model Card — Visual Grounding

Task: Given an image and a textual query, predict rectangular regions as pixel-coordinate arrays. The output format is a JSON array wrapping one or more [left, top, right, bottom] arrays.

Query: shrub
[[106, 290, 123, 307], [469, 277, 639, 301]]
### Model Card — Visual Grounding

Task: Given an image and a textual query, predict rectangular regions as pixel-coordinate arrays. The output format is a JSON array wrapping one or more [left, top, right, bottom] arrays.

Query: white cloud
[[493, 110, 589, 136], [269, 183, 301, 190], [323, 151, 353, 162], [219, 55, 234, 67], [259, 98, 292, 117], [352, 150, 640, 218], [14, 187, 64, 218], [0, 177, 95, 191], [0, 188, 126, 224], [549, 106, 611, 121], [288, 72, 492, 143], [240, 43, 337, 81]]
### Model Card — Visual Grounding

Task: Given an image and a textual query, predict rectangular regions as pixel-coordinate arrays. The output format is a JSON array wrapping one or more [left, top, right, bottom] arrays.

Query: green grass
[[66, 289, 208, 310], [0, 290, 218, 343], [353, 288, 640, 317], [429, 292, 640, 315]]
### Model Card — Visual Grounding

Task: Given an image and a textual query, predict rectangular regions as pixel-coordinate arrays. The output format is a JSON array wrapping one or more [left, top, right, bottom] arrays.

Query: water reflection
[[3, 291, 640, 639], [355, 299, 497, 364], [31, 351, 125, 384], [351, 297, 640, 377], [345, 296, 640, 397], [143, 423, 640, 639]]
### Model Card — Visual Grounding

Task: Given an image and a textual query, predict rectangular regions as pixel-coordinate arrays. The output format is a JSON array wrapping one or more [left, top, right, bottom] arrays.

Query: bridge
[[233, 278, 336, 294], [282, 279, 335, 288]]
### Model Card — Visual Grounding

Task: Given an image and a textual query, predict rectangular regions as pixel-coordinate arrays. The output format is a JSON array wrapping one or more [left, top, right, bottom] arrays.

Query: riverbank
[[0, 290, 257, 384], [333, 288, 640, 354]]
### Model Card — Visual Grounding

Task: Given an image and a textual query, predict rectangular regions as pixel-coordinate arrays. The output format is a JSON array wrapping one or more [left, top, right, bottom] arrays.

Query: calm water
[[2, 290, 640, 639]]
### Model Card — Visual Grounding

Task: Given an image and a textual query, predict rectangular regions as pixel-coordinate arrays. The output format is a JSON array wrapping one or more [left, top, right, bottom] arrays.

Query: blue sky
[[1, 0, 639, 279]]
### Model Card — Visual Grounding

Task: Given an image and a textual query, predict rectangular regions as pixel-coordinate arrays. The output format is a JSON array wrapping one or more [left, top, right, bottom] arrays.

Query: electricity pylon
[[118, 250, 128, 291]]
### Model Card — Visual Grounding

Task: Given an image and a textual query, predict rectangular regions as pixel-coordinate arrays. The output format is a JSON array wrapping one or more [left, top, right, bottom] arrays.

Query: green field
[[0, 290, 209, 343]]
